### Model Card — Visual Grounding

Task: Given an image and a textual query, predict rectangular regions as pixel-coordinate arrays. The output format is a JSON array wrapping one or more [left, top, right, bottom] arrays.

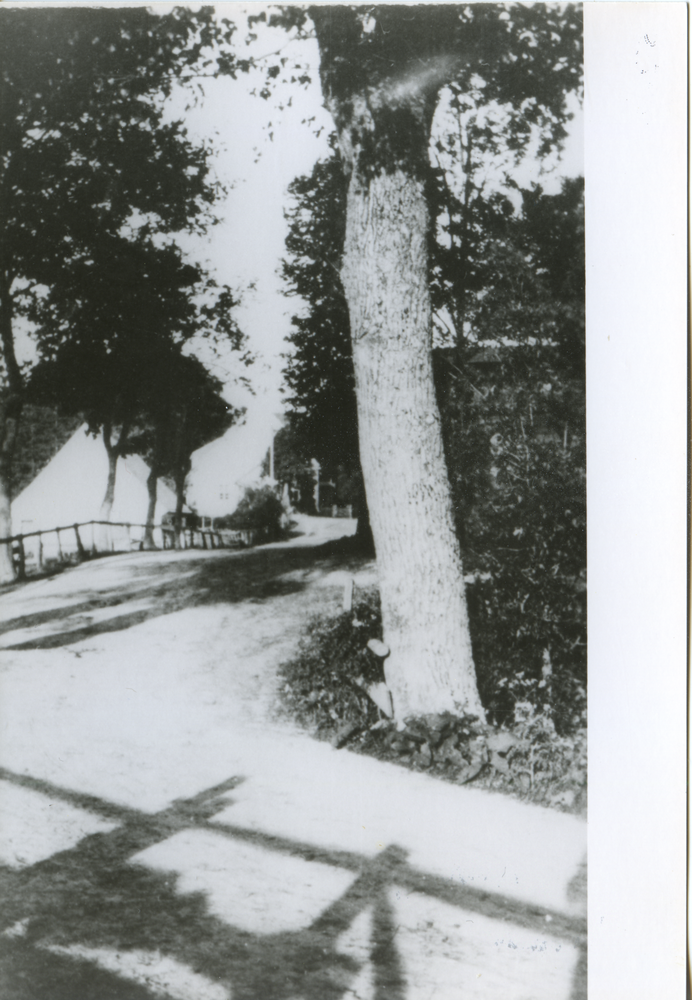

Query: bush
[[215, 485, 286, 538], [278, 589, 586, 815], [278, 348, 587, 813], [279, 592, 385, 733], [438, 347, 586, 735]]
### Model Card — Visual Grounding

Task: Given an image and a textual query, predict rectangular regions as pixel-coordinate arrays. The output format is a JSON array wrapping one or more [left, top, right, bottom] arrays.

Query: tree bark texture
[[0, 286, 23, 583], [341, 169, 483, 719], [173, 471, 186, 550], [0, 450, 16, 583], [99, 449, 117, 522], [96, 445, 118, 552], [312, 7, 484, 720], [0, 401, 21, 582], [142, 465, 158, 550], [96, 422, 124, 552]]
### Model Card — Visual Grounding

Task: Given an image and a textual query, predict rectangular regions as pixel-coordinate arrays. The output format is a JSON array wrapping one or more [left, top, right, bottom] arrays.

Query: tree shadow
[[0, 937, 160, 1000], [0, 541, 367, 651], [0, 767, 586, 1000]]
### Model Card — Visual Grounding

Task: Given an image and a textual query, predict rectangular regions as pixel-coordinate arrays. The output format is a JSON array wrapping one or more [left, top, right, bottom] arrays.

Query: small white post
[[343, 577, 354, 613]]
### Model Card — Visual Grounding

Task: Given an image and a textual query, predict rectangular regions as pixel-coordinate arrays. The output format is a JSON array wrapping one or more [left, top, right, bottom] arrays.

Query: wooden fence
[[0, 520, 261, 581]]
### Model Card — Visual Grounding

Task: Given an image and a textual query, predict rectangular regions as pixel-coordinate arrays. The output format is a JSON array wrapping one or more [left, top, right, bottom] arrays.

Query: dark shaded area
[[9, 406, 81, 499], [0, 767, 586, 1000], [0, 939, 158, 1000], [0, 542, 368, 651]]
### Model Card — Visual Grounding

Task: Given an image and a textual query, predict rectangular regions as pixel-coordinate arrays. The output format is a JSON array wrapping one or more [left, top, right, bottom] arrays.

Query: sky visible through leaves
[[12, 3, 584, 437]]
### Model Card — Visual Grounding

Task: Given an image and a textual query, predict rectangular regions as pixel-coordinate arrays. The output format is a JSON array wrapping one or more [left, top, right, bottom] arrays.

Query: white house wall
[[187, 412, 284, 519], [11, 426, 177, 558]]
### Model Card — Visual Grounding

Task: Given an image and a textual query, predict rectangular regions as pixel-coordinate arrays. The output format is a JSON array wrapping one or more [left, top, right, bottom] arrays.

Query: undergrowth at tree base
[[278, 590, 586, 817]]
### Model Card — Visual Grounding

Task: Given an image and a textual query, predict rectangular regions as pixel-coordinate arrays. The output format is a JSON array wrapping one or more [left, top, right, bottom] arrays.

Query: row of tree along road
[[0, 5, 584, 725], [0, 7, 248, 579]]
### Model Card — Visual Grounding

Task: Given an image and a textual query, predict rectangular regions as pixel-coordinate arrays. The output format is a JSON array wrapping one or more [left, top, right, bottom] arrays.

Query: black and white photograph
[[0, 3, 686, 1000]]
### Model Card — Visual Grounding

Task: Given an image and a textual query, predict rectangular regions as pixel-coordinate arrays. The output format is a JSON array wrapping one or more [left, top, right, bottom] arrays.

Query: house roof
[[11, 425, 178, 534], [187, 410, 285, 517]]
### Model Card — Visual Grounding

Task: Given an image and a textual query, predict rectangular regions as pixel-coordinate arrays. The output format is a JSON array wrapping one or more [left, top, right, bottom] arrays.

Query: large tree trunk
[[0, 286, 23, 584], [0, 396, 21, 583], [173, 472, 186, 550], [142, 465, 158, 550], [99, 448, 117, 522], [96, 420, 130, 552], [342, 169, 483, 719], [312, 7, 484, 720], [96, 443, 118, 552], [0, 443, 16, 583]]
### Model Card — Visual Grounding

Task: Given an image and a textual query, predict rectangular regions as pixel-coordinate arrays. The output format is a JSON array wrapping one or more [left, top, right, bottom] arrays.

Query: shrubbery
[[278, 589, 586, 815], [216, 485, 286, 539], [438, 347, 586, 735], [278, 346, 587, 815]]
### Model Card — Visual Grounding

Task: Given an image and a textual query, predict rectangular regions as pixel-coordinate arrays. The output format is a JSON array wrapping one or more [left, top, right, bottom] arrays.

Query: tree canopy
[[0, 5, 242, 578], [26, 232, 246, 544], [281, 147, 359, 482], [275, 2, 583, 718], [0, 6, 237, 360], [281, 138, 584, 487]]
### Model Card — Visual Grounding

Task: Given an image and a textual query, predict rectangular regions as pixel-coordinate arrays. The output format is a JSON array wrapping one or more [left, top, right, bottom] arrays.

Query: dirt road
[[0, 519, 586, 1000]]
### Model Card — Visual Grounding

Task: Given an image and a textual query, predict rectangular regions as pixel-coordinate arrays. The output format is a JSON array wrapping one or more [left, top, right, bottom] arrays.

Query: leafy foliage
[[0, 6, 234, 250], [279, 594, 386, 732], [128, 350, 241, 496], [220, 485, 286, 538], [0, 6, 243, 575], [26, 239, 243, 443], [278, 591, 586, 814], [431, 182, 586, 731], [281, 149, 361, 481], [453, 361, 587, 734], [306, 4, 582, 180]]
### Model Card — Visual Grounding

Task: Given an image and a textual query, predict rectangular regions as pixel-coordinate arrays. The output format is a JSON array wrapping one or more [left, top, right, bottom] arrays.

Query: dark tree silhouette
[[0, 5, 238, 579]]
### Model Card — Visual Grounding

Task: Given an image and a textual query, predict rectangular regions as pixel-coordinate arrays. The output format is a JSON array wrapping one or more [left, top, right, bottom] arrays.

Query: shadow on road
[[0, 767, 586, 1000], [0, 542, 368, 651]]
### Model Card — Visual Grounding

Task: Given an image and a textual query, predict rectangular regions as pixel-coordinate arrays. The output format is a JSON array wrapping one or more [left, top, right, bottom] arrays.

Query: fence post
[[56, 529, 63, 561], [37, 532, 44, 572], [201, 531, 208, 550], [73, 524, 86, 562]]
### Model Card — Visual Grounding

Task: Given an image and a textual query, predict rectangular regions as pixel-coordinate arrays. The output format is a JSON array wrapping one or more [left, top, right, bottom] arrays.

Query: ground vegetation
[[279, 587, 586, 815]]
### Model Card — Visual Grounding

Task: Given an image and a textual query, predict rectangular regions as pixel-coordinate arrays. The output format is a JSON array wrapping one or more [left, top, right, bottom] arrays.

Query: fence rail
[[0, 519, 261, 582]]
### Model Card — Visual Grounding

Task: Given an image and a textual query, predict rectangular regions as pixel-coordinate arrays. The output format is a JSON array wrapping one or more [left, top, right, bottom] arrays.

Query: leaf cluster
[[307, 4, 582, 178], [0, 6, 232, 292], [278, 592, 586, 813], [438, 347, 586, 732], [281, 149, 360, 477], [217, 485, 285, 536]]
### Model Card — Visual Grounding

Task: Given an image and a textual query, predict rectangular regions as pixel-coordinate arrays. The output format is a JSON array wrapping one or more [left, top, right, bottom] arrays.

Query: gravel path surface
[[0, 518, 586, 1000]]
